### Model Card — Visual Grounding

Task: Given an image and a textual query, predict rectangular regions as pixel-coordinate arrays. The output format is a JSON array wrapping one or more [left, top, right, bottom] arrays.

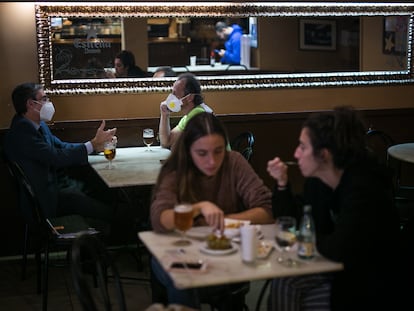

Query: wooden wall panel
[[1, 108, 413, 256]]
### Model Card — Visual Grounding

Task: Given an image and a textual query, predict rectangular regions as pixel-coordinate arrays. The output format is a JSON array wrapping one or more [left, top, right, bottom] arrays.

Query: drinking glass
[[173, 204, 194, 246], [103, 141, 116, 169], [275, 216, 297, 266], [143, 128, 155, 151]]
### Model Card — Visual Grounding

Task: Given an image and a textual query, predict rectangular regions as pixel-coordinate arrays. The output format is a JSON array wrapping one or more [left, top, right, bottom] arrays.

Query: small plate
[[257, 240, 274, 259], [186, 226, 213, 240], [223, 219, 251, 238], [199, 243, 238, 256]]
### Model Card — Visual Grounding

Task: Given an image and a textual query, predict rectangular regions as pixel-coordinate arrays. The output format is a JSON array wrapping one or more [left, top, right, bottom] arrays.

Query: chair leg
[[42, 242, 49, 311], [21, 224, 29, 281], [255, 279, 271, 311], [35, 250, 42, 294]]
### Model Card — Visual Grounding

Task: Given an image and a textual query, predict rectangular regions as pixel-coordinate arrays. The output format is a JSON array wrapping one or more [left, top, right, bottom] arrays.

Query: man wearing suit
[[4, 82, 117, 231]]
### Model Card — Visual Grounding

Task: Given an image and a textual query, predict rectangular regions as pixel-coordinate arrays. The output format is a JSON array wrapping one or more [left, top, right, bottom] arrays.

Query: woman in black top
[[267, 106, 400, 311]]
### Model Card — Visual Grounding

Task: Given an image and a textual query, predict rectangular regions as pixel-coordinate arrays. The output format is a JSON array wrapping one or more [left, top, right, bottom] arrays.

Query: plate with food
[[200, 233, 238, 256], [257, 240, 274, 259], [224, 218, 251, 238]]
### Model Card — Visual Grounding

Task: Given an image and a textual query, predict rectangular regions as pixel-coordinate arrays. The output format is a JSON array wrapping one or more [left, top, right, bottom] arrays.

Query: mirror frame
[[35, 2, 414, 95]]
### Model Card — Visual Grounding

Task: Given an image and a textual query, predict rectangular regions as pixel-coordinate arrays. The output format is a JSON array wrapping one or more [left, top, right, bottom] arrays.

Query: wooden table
[[138, 225, 343, 289], [388, 143, 414, 164], [88, 146, 171, 188], [387, 143, 414, 194]]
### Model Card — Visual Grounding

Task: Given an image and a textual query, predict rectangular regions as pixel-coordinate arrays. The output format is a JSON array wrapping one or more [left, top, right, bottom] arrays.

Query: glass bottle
[[297, 205, 316, 260], [210, 51, 215, 67]]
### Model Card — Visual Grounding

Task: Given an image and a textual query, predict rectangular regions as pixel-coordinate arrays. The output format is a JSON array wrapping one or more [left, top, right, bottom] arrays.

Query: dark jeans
[[151, 257, 248, 310]]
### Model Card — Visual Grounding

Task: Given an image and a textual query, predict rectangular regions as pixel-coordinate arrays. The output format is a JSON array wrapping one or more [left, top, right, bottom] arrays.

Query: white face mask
[[35, 101, 55, 122], [162, 94, 182, 112]]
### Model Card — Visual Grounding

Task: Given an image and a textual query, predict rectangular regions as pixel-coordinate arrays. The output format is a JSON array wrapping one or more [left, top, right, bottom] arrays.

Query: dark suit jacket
[[4, 114, 88, 219]]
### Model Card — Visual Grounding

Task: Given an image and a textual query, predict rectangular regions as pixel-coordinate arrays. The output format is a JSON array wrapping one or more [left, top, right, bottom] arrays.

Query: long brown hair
[[153, 112, 229, 203]]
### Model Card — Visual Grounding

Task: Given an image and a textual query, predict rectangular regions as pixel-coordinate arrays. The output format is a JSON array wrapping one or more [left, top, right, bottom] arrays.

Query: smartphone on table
[[168, 260, 208, 273]]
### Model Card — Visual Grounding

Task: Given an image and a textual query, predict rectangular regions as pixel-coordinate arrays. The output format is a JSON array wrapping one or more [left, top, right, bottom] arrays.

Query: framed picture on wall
[[299, 19, 336, 51], [383, 16, 408, 55]]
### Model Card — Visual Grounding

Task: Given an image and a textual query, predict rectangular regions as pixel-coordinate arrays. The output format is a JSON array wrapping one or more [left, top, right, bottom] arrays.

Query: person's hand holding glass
[[103, 140, 116, 169], [275, 216, 297, 266], [143, 128, 155, 151], [173, 204, 194, 246]]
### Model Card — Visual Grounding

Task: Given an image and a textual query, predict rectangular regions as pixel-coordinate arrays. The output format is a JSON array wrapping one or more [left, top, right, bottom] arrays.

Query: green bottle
[[297, 205, 316, 260]]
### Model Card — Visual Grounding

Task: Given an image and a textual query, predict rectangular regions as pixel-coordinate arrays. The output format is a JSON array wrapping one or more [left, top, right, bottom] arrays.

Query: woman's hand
[[193, 201, 225, 232], [267, 157, 288, 187]]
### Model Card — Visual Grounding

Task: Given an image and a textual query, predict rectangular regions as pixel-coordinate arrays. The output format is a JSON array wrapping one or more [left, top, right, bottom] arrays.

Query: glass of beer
[[103, 141, 116, 169], [143, 128, 155, 151], [173, 203, 194, 246]]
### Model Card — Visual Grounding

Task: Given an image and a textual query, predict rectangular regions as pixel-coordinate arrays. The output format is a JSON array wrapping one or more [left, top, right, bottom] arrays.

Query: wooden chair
[[365, 128, 414, 228], [365, 127, 395, 166], [71, 233, 127, 311]]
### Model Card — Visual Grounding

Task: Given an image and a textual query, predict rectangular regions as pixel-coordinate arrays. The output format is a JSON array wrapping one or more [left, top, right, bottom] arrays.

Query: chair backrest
[[365, 128, 395, 166], [230, 131, 255, 162], [5, 159, 48, 231], [71, 233, 127, 311]]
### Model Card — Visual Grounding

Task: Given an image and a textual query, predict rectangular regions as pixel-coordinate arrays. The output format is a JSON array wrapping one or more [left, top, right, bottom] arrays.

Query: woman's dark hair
[[177, 73, 204, 106], [115, 50, 146, 77], [303, 106, 368, 169], [154, 112, 229, 203], [116, 50, 136, 68], [11, 83, 43, 115]]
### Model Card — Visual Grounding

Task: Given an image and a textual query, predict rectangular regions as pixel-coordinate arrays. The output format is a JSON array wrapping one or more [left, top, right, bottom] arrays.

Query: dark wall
[[1, 108, 413, 256]]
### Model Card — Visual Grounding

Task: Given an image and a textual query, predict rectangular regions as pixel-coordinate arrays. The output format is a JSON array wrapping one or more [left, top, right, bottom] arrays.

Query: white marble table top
[[388, 143, 414, 164], [138, 225, 343, 289], [88, 146, 171, 188]]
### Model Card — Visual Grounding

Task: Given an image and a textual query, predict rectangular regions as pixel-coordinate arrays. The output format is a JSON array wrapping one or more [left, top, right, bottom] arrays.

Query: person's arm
[[151, 172, 179, 232], [222, 34, 242, 64], [158, 104, 182, 148], [226, 152, 274, 224], [267, 156, 301, 218], [225, 207, 273, 224], [89, 120, 117, 153]]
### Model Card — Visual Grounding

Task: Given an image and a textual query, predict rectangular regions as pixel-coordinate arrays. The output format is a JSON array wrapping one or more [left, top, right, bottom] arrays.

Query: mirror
[[35, 2, 414, 95]]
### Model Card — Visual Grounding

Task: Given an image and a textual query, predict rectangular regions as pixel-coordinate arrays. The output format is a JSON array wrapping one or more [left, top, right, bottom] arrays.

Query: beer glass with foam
[[103, 141, 116, 169], [173, 204, 194, 246]]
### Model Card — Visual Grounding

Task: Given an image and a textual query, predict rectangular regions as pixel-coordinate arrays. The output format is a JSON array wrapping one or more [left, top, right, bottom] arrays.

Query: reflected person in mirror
[[3, 83, 117, 236], [151, 112, 273, 310], [153, 66, 177, 78], [106, 50, 147, 78], [158, 73, 213, 150], [215, 21, 243, 65], [266, 106, 400, 311]]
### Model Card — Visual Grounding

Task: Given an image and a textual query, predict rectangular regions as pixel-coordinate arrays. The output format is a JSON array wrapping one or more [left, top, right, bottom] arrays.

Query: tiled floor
[[0, 246, 269, 311]]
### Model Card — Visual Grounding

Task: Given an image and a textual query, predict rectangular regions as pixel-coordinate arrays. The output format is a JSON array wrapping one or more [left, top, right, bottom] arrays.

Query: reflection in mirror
[[51, 17, 122, 79], [35, 3, 414, 94]]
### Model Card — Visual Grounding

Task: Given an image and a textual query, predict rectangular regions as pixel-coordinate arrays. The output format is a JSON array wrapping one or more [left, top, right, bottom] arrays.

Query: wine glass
[[275, 216, 297, 266], [103, 141, 116, 169], [173, 203, 194, 246], [143, 128, 155, 151]]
